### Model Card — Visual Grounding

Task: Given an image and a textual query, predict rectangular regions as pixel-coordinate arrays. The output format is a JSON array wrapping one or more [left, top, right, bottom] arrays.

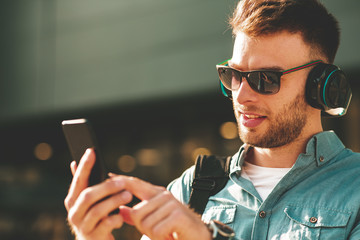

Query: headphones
[[220, 63, 352, 117], [305, 63, 352, 117]]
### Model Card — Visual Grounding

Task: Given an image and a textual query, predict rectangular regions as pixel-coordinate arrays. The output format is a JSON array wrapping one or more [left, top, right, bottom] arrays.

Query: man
[[65, 0, 360, 239]]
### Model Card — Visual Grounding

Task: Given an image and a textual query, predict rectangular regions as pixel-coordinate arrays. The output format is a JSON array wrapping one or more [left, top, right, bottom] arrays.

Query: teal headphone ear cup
[[305, 63, 352, 116]]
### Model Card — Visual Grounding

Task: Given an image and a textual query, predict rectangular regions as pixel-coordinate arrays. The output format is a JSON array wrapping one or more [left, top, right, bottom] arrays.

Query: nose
[[233, 77, 258, 104]]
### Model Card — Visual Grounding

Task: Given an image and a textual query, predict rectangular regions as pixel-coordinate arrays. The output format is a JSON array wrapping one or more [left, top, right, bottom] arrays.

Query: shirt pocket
[[202, 205, 236, 227], [284, 205, 351, 239]]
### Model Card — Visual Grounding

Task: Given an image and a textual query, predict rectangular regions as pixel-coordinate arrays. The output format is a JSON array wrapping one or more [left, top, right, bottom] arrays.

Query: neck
[[246, 128, 323, 168]]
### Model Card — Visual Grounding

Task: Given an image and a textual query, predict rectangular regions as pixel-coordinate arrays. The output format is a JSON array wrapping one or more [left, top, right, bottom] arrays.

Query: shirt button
[[319, 156, 324, 162], [259, 211, 266, 218], [310, 217, 318, 223]]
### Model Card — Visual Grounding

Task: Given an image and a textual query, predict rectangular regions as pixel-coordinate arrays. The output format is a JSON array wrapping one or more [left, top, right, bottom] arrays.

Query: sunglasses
[[216, 59, 323, 95]]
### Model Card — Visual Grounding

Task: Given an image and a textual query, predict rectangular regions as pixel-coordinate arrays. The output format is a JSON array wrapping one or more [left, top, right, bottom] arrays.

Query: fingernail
[[85, 148, 92, 154], [108, 172, 117, 177]]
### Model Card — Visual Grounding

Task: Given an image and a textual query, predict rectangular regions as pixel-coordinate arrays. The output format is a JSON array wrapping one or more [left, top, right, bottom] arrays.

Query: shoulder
[[336, 148, 360, 165], [323, 148, 360, 178], [167, 165, 195, 204]]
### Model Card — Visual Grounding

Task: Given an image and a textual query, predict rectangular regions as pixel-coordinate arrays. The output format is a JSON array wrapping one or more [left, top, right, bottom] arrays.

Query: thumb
[[70, 161, 77, 176]]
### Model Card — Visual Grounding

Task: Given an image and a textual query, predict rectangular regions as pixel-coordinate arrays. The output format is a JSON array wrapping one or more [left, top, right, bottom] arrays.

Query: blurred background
[[0, 0, 359, 239]]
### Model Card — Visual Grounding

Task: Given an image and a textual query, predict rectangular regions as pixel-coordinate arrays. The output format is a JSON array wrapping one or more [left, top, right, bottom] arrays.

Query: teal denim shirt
[[168, 131, 360, 239]]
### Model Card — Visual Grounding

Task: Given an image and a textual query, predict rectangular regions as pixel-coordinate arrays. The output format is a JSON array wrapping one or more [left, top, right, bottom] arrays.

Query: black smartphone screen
[[62, 118, 106, 186]]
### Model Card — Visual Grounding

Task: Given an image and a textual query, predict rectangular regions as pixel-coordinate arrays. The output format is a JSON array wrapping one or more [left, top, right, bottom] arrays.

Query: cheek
[[281, 71, 309, 93], [278, 79, 307, 102]]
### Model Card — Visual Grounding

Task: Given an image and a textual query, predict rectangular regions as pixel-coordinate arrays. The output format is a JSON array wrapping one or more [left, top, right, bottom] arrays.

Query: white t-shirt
[[241, 161, 291, 201]]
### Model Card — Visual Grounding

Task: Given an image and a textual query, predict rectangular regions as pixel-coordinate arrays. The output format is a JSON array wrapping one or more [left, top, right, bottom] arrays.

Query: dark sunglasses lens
[[247, 71, 280, 94], [218, 68, 241, 90]]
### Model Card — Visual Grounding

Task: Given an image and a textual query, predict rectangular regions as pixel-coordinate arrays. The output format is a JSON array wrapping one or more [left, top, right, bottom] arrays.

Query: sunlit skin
[[230, 31, 324, 168], [64, 149, 211, 240]]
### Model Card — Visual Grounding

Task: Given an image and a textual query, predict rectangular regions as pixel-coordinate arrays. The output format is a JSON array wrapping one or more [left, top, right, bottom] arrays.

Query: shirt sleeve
[[167, 165, 195, 204]]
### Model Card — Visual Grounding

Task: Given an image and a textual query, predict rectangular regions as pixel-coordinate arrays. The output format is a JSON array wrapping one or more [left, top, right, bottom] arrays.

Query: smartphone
[[62, 118, 106, 186]]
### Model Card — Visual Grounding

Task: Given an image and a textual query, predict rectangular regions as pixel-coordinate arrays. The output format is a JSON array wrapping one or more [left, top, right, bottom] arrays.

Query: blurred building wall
[[1, 0, 359, 122], [0, 0, 235, 122]]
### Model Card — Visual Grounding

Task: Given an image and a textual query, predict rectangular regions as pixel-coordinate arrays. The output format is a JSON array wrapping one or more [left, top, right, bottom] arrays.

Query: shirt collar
[[304, 130, 345, 167], [230, 131, 345, 173], [230, 144, 249, 173]]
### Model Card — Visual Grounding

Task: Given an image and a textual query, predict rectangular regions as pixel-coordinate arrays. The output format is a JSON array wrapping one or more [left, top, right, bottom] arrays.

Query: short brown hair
[[229, 0, 340, 63]]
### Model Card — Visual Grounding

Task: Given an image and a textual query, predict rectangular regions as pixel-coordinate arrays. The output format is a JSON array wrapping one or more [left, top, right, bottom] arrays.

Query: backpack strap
[[188, 155, 232, 215]]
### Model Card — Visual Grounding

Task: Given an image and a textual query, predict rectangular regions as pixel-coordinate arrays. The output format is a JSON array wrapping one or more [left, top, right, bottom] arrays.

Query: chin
[[239, 131, 260, 145]]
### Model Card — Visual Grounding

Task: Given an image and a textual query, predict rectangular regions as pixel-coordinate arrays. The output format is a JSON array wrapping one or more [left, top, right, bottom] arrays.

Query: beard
[[234, 93, 308, 148]]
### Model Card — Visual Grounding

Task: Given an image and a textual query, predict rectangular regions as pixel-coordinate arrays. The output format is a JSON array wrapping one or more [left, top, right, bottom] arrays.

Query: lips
[[240, 112, 266, 128]]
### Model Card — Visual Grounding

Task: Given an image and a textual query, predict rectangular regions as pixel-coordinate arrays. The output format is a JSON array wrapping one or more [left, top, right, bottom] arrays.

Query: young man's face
[[230, 31, 319, 148]]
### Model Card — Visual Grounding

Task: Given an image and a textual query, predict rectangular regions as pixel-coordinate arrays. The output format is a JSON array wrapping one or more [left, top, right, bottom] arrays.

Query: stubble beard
[[235, 93, 308, 148]]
